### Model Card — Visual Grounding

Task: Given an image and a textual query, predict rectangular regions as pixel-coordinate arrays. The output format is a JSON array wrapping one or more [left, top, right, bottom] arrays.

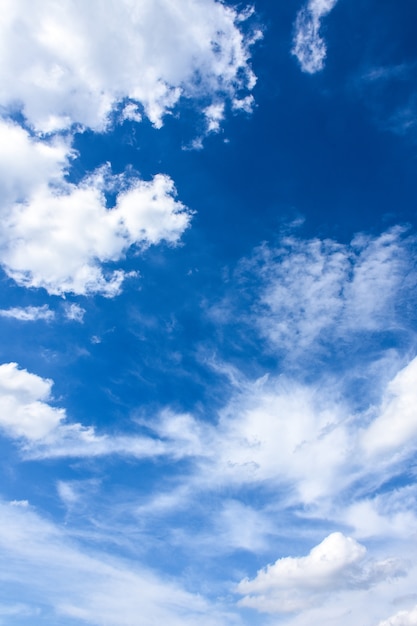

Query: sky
[[1, 0, 417, 624]]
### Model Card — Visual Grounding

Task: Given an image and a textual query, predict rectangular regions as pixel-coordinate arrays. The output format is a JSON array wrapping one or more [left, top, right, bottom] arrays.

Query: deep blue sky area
[[1, 2, 417, 625]]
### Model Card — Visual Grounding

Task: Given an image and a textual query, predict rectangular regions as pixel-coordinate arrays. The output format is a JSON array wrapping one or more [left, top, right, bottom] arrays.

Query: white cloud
[[238, 227, 413, 356], [292, 0, 338, 73], [361, 356, 417, 457], [0, 0, 258, 132], [237, 532, 405, 614], [0, 119, 69, 207], [63, 303, 86, 323], [0, 122, 191, 296], [378, 606, 417, 626], [204, 103, 225, 133], [0, 500, 234, 626], [0, 362, 65, 440], [211, 378, 349, 503], [0, 362, 193, 461], [139, 349, 417, 508], [0, 305, 54, 321]]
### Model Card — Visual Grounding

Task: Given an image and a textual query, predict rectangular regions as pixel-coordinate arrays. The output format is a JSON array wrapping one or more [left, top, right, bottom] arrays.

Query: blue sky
[[1, 1, 417, 624]]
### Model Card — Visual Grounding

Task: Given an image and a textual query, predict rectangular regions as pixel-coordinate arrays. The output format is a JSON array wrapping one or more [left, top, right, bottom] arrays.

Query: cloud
[[361, 356, 417, 457], [0, 362, 66, 440], [63, 303, 86, 323], [378, 607, 417, 626], [0, 362, 199, 461], [237, 532, 405, 614], [292, 0, 338, 73], [237, 226, 415, 358], [0, 119, 69, 207], [0, 305, 54, 321], [0, 0, 258, 132], [0, 500, 235, 626], [0, 122, 191, 296]]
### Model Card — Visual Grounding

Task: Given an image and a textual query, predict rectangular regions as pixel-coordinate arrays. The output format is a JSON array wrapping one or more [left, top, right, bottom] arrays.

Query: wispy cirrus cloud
[[292, 0, 338, 73], [0, 305, 54, 322], [234, 226, 416, 367], [0, 500, 236, 626]]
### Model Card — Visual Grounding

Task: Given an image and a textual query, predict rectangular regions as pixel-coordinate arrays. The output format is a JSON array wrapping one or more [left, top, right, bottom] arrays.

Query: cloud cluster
[[0, 1, 260, 297], [292, 0, 338, 73], [0, 121, 191, 296], [0, 0, 258, 132]]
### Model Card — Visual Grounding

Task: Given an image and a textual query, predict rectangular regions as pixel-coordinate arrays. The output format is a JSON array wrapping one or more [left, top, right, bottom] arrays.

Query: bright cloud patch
[[0, 362, 189, 461], [0, 500, 230, 626], [0, 0, 258, 132], [237, 532, 404, 613], [237, 227, 414, 357], [361, 357, 417, 457], [0, 305, 54, 322], [0, 122, 191, 296], [292, 0, 338, 73], [0, 362, 65, 440], [379, 607, 417, 626]]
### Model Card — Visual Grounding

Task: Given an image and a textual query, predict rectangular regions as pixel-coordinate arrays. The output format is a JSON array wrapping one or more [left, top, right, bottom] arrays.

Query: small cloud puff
[[292, 0, 338, 73], [63, 303, 86, 323]]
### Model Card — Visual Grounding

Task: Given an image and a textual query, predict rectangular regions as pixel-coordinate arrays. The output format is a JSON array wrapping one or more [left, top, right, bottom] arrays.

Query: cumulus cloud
[[0, 362, 66, 440], [292, 0, 338, 73], [237, 532, 405, 613], [0, 305, 54, 321], [0, 122, 191, 296], [0, 0, 258, 132]]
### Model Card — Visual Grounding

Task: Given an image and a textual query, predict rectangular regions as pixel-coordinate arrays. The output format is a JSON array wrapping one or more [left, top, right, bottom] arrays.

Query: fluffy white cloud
[[0, 305, 54, 321], [0, 0, 258, 132], [0, 362, 65, 440], [0, 122, 191, 296], [237, 532, 405, 614], [378, 607, 417, 626], [292, 0, 338, 73]]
